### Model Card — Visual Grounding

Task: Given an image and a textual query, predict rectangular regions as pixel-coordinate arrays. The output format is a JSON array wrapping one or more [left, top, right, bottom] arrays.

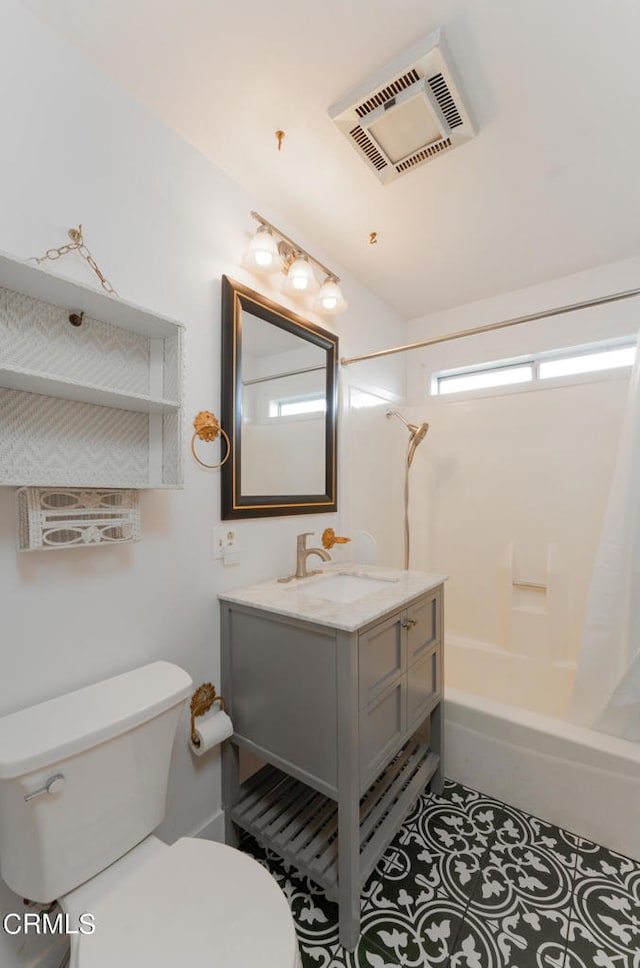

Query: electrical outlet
[[212, 526, 237, 560]]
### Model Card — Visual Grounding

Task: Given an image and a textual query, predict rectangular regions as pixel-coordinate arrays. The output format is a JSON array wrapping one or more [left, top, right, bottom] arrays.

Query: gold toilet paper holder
[[190, 683, 227, 748]]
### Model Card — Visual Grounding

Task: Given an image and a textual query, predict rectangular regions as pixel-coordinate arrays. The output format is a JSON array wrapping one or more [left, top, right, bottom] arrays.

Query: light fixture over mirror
[[242, 211, 348, 316], [283, 255, 316, 294], [314, 276, 348, 315], [241, 225, 283, 274]]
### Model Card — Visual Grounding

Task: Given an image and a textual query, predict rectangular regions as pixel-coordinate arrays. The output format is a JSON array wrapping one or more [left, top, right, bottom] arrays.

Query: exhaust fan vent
[[329, 29, 475, 185], [349, 125, 388, 171], [428, 73, 463, 129], [395, 137, 452, 173], [355, 69, 421, 119]]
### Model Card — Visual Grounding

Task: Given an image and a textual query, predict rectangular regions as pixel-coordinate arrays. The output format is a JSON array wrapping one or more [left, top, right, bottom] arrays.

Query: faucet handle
[[322, 527, 351, 550], [297, 531, 314, 547]]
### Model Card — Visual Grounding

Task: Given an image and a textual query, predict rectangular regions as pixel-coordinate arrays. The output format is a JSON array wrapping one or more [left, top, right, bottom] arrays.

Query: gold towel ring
[[191, 411, 231, 469]]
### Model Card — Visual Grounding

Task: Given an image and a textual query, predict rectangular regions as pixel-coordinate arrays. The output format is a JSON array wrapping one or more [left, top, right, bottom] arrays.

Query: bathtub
[[444, 684, 640, 862]]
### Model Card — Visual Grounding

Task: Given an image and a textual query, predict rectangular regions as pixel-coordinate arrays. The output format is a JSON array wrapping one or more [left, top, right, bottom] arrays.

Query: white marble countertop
[[218, 563, 447, 632]]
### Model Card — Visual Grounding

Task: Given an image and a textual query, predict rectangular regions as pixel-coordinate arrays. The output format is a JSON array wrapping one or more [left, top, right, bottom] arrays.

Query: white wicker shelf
[[0, 251, 179, 338], [0, 365, 181, 414], [0, 250, 184, 489]]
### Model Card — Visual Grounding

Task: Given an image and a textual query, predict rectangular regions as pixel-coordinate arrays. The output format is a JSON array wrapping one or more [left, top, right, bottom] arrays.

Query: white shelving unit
[[0, 251, 184, 488]]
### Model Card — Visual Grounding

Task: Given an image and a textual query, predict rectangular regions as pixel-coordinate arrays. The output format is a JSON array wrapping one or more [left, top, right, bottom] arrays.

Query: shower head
[[386, 409, 430, 467], [407, 421, 429, 467]]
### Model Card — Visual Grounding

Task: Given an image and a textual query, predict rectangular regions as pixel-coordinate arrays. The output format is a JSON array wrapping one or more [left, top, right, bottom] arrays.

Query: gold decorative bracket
[[322, 527, 351, 550], [190, 682, 226, 747], [191, 410, 231, 469]]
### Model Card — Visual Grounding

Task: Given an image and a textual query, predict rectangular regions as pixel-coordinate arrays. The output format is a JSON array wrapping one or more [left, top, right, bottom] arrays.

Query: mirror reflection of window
[[240, 312, 327, 496]]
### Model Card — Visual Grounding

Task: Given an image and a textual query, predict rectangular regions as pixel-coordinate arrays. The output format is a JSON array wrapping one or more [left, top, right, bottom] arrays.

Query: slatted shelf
[[231, 739, 439, 900]]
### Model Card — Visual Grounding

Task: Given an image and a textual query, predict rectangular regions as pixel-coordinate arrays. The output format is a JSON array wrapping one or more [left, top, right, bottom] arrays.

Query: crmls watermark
[[2, 911, 95, 935]]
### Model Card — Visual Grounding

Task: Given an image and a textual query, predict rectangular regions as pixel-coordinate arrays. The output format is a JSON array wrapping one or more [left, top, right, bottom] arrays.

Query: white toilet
[[0, 662, 300, 967]]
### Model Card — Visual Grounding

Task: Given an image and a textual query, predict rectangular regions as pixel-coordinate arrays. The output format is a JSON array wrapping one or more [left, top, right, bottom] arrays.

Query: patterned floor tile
[[357, 898, 468, 967], [446, 905, 570, 968], [362, 819, 450, 911], [404, 778, 488, 827], [561, 838, 640, 968], [299, 899, 468, 967], [458, 803, 581, 967], [238, 784, 640, 968]]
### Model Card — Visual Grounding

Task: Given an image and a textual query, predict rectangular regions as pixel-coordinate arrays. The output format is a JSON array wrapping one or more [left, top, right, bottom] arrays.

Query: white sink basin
[[295, 573, 398, 604]]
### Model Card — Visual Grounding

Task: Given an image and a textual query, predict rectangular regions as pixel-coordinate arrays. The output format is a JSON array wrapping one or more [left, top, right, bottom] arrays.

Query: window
[[438, 363, 533, 396], [432, 338, 636, 397], [538, 345, 636, 380], [269, 394, 326, 418]]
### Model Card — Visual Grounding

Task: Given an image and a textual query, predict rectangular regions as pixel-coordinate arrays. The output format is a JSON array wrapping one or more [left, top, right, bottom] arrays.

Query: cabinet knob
[[401, 618, 417, 630]]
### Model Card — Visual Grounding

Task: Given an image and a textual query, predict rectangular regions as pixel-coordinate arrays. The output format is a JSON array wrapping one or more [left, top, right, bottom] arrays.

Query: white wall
[[0, 4, 404, 964], [403, 258, 640, 707]]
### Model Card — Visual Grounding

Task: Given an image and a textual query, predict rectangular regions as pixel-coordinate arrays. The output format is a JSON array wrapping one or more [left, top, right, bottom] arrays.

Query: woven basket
[[16, 487, 141, 551]]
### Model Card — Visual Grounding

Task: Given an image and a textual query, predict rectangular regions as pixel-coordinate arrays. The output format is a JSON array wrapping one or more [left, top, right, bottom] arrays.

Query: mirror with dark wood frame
[[220, 276, 338, 519]]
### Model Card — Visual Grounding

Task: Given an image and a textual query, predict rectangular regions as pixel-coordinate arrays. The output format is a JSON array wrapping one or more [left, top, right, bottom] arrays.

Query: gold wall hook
[[191, 410, 231, 469], [322, 527, 351, 550], [275, 130, 285, 151], [190, 682, 227, 747]]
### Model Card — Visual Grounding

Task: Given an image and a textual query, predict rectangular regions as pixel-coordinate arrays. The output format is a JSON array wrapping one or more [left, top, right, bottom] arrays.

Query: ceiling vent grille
[[355, 69, 421, 118], [395, 137, 452, 173], [428, 73, 463, 129], [329, 30, 475, 185], [349, 125, 388, 171]]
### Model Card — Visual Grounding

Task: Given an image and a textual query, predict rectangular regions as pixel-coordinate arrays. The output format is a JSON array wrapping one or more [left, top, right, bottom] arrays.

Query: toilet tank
[[0, 661, 192, 902]]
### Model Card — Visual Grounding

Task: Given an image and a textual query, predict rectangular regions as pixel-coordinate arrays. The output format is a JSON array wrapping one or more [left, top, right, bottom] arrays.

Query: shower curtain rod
[[340, 285, 640, 366]]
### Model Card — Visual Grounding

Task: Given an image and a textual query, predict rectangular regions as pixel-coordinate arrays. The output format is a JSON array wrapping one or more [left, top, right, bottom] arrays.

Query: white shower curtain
[[568, 330, 640, 741]]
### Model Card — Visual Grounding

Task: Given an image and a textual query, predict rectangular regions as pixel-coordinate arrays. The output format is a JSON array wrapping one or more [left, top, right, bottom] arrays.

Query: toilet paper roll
[[190, 710, 234, 755]]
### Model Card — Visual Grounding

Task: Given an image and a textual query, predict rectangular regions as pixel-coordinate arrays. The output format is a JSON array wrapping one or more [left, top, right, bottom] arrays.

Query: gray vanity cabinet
[[359, 591, 441, 789], [220, 582, 444, 949]]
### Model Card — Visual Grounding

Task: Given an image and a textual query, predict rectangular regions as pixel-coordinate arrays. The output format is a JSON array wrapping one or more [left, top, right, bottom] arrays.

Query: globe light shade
[[314, 277, 348, 315], [283, 256, 316, 293], [242, 226, 282, 274]]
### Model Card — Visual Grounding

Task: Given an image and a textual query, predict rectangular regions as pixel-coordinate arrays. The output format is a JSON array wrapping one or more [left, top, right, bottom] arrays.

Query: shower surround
[[394, 372, 640, 860]]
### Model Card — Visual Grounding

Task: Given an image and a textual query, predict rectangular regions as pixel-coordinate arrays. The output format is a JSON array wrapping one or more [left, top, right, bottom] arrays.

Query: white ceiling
[[20, 0, 640, 320]]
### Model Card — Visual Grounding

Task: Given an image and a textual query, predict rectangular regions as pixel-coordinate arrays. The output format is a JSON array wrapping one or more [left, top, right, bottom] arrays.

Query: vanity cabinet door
[[406, 592, 439, 665], [358, 611, 405, 710], [359, 677, 407, 789], [407, 645, 440, 733], [406, 590, 442, 734]]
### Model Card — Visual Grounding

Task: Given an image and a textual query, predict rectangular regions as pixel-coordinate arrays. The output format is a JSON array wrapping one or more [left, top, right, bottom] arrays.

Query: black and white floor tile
[[240, 779, 640, 968]]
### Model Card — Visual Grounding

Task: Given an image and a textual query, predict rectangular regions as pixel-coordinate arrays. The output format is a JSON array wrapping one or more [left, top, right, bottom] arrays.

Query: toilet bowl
[[60, 837, 300, 967], [0, 662, 300, 967]]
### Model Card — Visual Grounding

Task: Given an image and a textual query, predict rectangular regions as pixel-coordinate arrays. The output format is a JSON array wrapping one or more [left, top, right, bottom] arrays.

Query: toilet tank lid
[[0, 662, 193, 779]]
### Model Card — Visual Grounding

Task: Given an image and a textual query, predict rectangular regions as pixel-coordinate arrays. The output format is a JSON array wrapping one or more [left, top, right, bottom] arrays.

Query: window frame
[[431, 336, 637, 399]]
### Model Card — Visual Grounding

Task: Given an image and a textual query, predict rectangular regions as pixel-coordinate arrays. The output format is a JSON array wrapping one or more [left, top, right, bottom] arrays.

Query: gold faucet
[[277, 532, 332, 582]]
